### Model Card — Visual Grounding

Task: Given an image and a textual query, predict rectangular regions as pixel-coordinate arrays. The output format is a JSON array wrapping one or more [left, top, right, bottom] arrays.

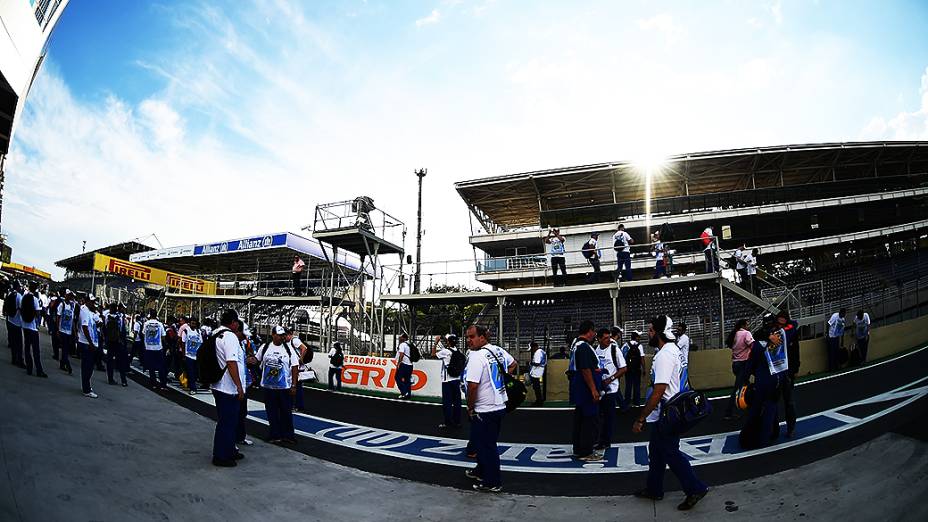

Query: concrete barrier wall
[[531, 314, 928, 401]]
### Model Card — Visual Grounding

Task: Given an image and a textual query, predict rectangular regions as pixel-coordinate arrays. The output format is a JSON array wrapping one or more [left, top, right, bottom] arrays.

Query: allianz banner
[[308, 354, 443, 398], [92, 254, 216, 295]]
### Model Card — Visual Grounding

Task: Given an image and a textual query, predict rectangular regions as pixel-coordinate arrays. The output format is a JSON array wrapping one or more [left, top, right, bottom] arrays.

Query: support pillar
[[718, 279, 726, 350], [497, 296, 506, 348], [610, 288, 619, 327]]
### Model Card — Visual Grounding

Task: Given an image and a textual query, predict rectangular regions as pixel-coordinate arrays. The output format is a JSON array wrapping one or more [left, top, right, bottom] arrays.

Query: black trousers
[[531, 376, 544, 405], [551, 257, 567, 286], [572, 406, 600, 457], [587, 258, 601, 283]]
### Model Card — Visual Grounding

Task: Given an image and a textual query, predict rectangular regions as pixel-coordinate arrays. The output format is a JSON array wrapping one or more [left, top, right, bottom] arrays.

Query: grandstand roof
[[127, 232, 367, 276], [55, 241, 155, 272], [455, 141, 928, 230]]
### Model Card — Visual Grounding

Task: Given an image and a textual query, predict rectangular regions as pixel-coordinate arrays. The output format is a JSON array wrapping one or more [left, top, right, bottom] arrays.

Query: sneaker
[[466, 452, 477, 459], [472, 484, 501, 493], [122, 382, 128, 387], [83, 392, 99, 399], [633, 489, 663, 501], [677, 490, 708, 511], [464, 468, 482, 481], [212, 457, 237, 467], [577, 452, 604, 462], [239, 439, 254, 446], [36, 372, 48, 378], [233, 452, 245, 460], [268, 438, 283, 444], [438, 424, 450, 429], [281, 438, 296, 445]]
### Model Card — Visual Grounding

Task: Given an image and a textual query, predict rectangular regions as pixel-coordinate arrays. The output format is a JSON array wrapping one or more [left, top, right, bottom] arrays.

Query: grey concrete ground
[[1, 327, 927, 521]]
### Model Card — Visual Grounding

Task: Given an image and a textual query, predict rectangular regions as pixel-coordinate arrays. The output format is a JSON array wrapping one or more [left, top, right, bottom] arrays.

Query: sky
[[4, 0, 928, 282]]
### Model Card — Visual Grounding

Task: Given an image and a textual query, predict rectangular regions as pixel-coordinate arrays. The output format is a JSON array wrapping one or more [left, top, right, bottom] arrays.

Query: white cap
[[273, 326, 286, 335]]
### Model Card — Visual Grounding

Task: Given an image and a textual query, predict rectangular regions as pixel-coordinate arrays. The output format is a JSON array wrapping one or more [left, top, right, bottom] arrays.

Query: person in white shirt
[[142, 310, 168, 389], [4, 282, 24, 368], [583, 232, 603, 283], [743, 249, 758, 293], [20, 282, 46, 378], [183, 318, 203, 394], [676, 323, 691, 366], [528, 341, 547, 406], [434, 334, 464, 428], [653, 231, 667, 279], [395, 333, 414, 398], [286, 327, 309, 411], [257, 326, 300, 444], [545, 228, 567, 287], [595, 328, 626, 451], [464, 324, 516, 493], [632, 315, 708, 510], [826, 308, 847, 371], [77, 295, 102, 398], [701, 226, 718, 273], [621, 331, 646, 409], [854, 310, 871, 364], [211, 309, 247, 467], [103, 303, 129, 387], [613, 224, 634, 281], [327, 342, 344, 391], [733, 243, 748, 287], [56, 290, 76, 374]]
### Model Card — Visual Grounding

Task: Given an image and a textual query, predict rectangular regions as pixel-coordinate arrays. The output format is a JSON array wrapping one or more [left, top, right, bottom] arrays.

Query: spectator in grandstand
[[286, 327, 309, 411], [183, 318, 203, 394], [744, 249, 758, 293], [826, 308, 847, 371], [854, 310, 871, 364], [142, 310, 168, 389], [77, 296, 101, 398], [675, 323, 691, 365], [622, 331, 645, 409], [3, 282, 24, 368], [56, 290, 75, 374], [463, 324, 516, 493], [777, 312, 800, 437], [20, 282, 47, 378], [633, 315, 708, 511], [395, 333, 414, 398], [211, 310, 247, 467], [595, 328, 626, 451], [701, 226, 718, 273], [528, 340, 547, 406], [550, 345, 568, 359], [103, 303, 129, 387], [613, 224, 633, 281], [582, 232, 603, 283], [724, 319, 753, 420], [571, 320, 602, 461], [257, 326, 300, 444], [739, 323, 789, 450], [435, 334, 463, 428], [327, 342, 344, 391], [546, 228, 567, 287], [292, 255, 306, 296]]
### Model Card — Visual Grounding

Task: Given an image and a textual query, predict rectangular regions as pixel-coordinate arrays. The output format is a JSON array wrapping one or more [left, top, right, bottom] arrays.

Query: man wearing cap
[[633, 315, 708, 511], [327, 341, 344, 391], [584, 232, 603, 283], [435, 334, 463, 429], [257, 326, 300, 444], [528, 340, 547, 406], [77, 296, 102, 398]]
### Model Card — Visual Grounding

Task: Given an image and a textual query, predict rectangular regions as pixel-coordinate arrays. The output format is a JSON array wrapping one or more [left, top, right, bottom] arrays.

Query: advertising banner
[[92, 254, 216, 295], [193, 233, 288, 256], [0, 261, 52, 280], [308, 354, 443, 398]]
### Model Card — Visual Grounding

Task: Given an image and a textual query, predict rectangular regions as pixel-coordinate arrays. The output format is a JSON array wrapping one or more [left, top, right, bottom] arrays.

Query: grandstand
[[386, 141, 928, 361]]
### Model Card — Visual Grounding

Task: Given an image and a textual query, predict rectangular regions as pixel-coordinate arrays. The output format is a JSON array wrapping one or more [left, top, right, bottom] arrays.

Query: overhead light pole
[[414, 168, 427, 294]]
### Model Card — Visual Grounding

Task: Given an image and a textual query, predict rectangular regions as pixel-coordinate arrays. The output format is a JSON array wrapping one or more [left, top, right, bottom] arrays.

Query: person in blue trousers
[[257, 326, 300, 444], [739, 323, 789, 449], [435, 334, 463, 429], [77, 296, 102, 398], [142, 310, 167, 389], [211, 310, 246, 467]]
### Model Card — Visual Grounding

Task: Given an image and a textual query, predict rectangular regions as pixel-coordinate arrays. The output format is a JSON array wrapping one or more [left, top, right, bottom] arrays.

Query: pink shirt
[[732, 329, 754, 362], [292, 258, 305, 273]]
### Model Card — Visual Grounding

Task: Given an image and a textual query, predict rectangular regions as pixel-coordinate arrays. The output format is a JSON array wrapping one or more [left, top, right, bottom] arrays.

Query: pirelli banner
[[92, 254, 216, 295]]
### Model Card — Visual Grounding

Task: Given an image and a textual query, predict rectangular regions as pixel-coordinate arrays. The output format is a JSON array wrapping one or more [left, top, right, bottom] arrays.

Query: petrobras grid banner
[[308, 355, 444, 398], [193, 233, 288, 256], [92, 254, 217, 295]]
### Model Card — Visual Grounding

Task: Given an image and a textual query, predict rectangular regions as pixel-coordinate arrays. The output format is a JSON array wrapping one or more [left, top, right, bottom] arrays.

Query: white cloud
[[637, 14, 683, 46], [770, 0, 783, 25], [861, 66, 928, 140], [415, 9, 441, 27]]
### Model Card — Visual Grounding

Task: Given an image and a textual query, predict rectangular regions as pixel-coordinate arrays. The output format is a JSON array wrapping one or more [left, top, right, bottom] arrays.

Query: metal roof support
[[497, 296, 506, 347]]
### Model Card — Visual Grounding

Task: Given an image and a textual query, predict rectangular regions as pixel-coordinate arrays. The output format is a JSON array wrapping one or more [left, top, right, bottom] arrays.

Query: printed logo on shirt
[[144, 324, 162, 346]]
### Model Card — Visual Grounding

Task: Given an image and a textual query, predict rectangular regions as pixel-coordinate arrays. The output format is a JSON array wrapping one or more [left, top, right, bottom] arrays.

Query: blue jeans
[[79, 342, 96, 393], [23, 328, 43, 374], [441, 380, 462, 426], [598, 392, 619, 447], [185, 357, 198, 392], [471, 409, 505, 487], [616, 252, 632, 281], [264, 388, 295, 440], [328, 367, 342, 390], [395, 364, 413, 396], [212, 390, 240, 461], [646, 420, 708, 496], [145, 350, 167, 387], [624, 372, 641, 407]]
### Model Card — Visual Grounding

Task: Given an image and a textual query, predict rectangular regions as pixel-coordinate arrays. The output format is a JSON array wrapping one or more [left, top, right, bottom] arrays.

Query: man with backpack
[[613, 224, 634, 281], [395, 333, 415, 399], [205, 309, 247, 467], [4, 282, 24, 368], [327, 341, 344, 391], [595, 328, 626, 451], [463, 324, 517, 493], [257, 326, 300, 444], [582, 232, 602, 283], [621, 331, 645, 410], [528, 340, 546, 406], [435, 334, 465, 429], [20, 282, 47, 378], [142, 310, 168, 389], [104, 303, 129, 387]]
